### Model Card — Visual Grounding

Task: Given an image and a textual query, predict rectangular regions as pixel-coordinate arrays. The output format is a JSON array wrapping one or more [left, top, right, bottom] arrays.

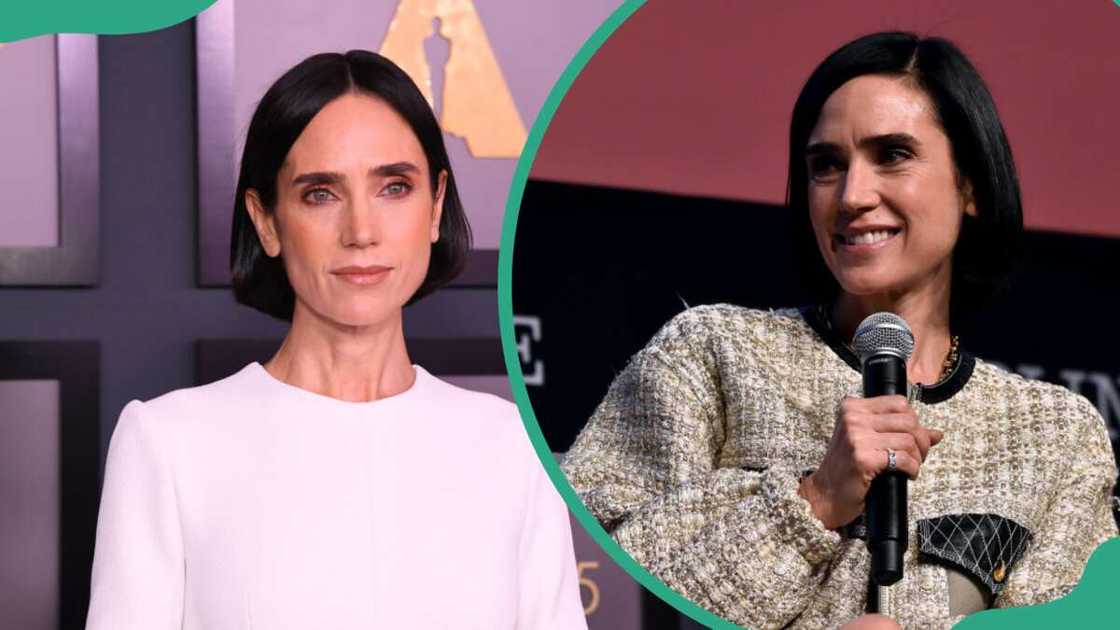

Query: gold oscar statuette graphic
[[379, 0, 527, 158]]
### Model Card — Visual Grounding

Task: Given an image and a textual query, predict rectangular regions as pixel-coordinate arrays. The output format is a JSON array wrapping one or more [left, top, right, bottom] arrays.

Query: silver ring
[[886, 449, 897, 471]]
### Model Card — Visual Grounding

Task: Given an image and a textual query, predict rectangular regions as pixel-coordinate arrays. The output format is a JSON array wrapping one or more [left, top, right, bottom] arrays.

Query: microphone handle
[[863, 354, 908, 586]]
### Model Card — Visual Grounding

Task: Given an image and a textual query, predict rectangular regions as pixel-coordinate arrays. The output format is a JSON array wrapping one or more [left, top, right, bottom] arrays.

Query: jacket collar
[[800, 304, 974, 405]]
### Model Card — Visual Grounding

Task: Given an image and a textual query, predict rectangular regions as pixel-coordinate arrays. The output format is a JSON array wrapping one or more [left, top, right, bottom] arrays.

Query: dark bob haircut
[[231, 50, 471, 321], [787, 31, 1023, 323]]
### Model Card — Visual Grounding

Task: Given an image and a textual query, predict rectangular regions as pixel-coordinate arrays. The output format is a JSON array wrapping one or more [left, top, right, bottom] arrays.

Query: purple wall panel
[[0, 380, 60, 629], [0, 34, 99, 286], [0, 36, 59, 248]]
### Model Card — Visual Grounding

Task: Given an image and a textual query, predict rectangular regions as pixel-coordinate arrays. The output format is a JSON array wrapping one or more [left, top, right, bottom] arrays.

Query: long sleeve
[[994, 395, 1118, 608], [561, 308, 842, 629], [86, 400, 184, 629], [516, 455, 588, 629]]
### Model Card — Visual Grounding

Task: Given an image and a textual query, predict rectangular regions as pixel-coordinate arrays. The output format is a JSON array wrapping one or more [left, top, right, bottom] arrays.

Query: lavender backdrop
[[0, 381, 60, 630]]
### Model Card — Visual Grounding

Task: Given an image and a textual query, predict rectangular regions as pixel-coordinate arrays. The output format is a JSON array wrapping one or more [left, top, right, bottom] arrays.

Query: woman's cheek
[[282, 227, 327, 298]]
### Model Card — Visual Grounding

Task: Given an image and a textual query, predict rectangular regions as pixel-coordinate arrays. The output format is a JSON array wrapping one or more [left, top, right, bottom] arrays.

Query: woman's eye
[[880, 146, 913, 165], [303, 188, 336, 204], [382, 181, 412, 197], [808, 155, 843, 180]]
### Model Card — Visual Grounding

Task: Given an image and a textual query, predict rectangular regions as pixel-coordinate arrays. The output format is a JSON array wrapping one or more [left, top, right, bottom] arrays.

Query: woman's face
[[805, 74, 976, 302], [247, 93, 445, 328]]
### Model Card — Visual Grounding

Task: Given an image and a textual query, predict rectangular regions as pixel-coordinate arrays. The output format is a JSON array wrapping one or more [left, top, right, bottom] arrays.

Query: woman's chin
[[834, 273, 906, 301], [313, 303, 402, 330], [295, 287, 416, 330]]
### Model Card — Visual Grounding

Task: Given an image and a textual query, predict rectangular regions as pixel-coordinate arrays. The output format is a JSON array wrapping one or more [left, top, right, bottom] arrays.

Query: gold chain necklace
[[938, 335, 961, 384]]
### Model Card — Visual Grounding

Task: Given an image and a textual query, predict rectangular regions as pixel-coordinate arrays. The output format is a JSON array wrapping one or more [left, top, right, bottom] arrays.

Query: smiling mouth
[[835, 228, 901, 247]]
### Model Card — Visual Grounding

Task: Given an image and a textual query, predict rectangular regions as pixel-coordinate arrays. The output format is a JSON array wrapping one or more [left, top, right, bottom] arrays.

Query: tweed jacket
[[561, 305, 1118, 629]]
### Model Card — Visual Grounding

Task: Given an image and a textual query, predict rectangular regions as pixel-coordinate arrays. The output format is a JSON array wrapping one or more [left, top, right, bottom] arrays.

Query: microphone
[[852, 312, 915, 587]]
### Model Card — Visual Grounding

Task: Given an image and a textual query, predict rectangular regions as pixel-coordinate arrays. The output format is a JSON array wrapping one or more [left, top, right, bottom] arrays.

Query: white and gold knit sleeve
[[561, 307, 842, 629]]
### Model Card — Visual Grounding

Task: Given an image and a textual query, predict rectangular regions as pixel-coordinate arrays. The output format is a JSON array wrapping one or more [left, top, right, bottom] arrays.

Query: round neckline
[[246, 361, 429, 409], [798, 304, 974, 405]]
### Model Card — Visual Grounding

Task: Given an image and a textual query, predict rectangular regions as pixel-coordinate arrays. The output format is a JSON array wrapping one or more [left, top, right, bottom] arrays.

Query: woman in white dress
[[86, 50, 586, 629]]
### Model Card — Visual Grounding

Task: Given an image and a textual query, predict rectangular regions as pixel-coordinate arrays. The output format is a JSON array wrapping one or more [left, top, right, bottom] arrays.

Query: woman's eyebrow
[[291, 163, 420, 186], [861, 132, 920, 150], [806, 133, 920, 157], [292, 171, 345, 186], [371, 161, 420, 177], [805, 141, 841, 158]]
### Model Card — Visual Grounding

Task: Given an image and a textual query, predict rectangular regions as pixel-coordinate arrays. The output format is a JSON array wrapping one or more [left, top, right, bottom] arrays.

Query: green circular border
[[495, 3, 1120, 629], [495, 1, 737, 627]]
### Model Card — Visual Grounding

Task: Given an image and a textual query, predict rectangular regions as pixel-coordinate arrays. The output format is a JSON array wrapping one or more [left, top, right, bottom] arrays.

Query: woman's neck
[[832, 284, 953, 387], [264, 302, 416, 402]]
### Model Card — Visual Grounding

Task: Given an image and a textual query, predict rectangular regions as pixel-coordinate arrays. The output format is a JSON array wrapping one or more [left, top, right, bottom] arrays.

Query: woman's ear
[[245, 189, 282, 257], [430, 170, 448, 243], [961, 178, 978, 218]]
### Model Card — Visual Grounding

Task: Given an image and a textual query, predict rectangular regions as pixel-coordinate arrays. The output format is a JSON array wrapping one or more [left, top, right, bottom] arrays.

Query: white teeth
[[844, 230, 895, 245]]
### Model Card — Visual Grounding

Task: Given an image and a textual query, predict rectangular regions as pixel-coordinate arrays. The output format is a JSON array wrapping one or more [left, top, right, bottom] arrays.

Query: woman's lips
[[331, 265, 392, 286]]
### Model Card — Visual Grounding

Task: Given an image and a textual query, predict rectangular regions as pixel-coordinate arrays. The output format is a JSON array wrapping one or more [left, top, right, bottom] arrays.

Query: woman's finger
[[877, 431, 925, 465], [864, 446, 920, 479], [868, 412, 922, 434], [853, 394, 911, 414]]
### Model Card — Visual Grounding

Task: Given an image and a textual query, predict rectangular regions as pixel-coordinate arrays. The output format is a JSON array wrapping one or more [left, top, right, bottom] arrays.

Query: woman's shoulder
[[414, 368, 522, 427], [102, 366, 265, 473], [114, 364, 265, 433], [651, 303, 807, 344], [658, 303, 802, 328], [970, 359, 1108, 435], [414, 370, 546, 470], [609, 305, 816, 399]]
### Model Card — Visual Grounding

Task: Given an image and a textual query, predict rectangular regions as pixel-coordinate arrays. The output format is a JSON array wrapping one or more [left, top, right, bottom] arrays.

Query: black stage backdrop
[[511, 179, 1120, 482]]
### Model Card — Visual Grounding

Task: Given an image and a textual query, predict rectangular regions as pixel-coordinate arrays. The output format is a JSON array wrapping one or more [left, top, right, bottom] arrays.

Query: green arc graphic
[[497, 2, 748, 627], [0, 1, 217, 42], [953, 538, 1120, 629]]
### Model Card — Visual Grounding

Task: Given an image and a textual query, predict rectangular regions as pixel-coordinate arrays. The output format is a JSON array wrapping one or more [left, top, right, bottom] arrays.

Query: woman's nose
[[340, 200, 381, 248], [839, 159, 881, 214]]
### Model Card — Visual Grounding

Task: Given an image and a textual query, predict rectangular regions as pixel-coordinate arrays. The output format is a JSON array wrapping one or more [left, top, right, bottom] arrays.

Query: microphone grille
[[852, 312, 915, 363]]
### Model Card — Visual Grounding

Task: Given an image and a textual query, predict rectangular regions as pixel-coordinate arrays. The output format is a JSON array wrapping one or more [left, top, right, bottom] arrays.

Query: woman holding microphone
[[561, 31, 1116, 629], [87, 50, 585, 629]]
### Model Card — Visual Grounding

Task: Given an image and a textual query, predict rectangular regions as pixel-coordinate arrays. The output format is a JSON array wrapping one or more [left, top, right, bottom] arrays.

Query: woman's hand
[[798, 395, 943, 530]]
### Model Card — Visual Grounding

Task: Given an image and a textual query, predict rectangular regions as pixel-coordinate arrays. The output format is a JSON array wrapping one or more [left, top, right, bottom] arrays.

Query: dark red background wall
[[531, 0, 1120, 238]]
